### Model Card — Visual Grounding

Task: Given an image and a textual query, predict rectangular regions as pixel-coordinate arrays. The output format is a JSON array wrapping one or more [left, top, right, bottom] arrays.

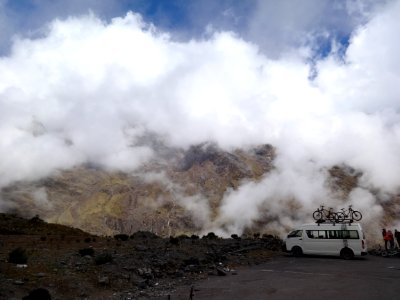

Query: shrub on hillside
[[79, 248, 95, 257], [169, 236, 180, 245], [231, 234, 240, 240], [177, 234, 189, 240], [95, 253, 112, 265], [8, 247, 28, 264], [130, 231, 159, 239], [114, 234, 129, 241], [262, 234, 274, 239], [203, 232, 218, 239], [190, 234, 200, 240], [29, 215, 44, 223]]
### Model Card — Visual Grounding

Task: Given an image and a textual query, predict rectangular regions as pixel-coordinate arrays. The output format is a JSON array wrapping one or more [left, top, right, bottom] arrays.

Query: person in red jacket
[[382, 229, 388, 250], [387, 230, 395, 250]]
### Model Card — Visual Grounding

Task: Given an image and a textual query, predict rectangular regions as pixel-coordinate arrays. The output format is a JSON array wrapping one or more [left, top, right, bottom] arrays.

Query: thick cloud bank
[[1, 1, 400, 235]]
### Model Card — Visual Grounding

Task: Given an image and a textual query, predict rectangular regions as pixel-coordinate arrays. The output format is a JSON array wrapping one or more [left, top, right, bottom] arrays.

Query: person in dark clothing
[[387, 230, 395, 250], [382, 228, 388, 251], [395, 229, 400, 249]]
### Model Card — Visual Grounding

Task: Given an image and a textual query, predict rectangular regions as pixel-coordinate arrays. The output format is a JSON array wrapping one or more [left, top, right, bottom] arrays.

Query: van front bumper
[[361, 251, 368, 256]]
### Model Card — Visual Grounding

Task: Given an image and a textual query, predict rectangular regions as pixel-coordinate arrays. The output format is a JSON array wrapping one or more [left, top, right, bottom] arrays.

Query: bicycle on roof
[[336, 205, 362, 221], [312, 205, 340, 222]]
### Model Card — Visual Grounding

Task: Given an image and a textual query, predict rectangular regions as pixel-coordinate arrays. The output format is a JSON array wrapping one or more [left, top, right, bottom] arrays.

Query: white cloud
[[317, 0, 400, 113], [0, 1, 400, 236], [247, 0, 390, 57]]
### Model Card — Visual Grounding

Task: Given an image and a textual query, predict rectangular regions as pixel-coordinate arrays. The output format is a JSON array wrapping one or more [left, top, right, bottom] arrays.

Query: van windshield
[[287, 230, 302, 238]]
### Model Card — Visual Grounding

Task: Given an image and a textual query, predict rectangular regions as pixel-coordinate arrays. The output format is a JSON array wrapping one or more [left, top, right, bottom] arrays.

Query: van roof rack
[[315, 219, 354, 226]]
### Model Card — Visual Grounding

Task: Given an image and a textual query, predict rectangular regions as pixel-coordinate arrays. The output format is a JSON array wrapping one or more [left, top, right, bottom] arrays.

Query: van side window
[[342, 230, 359, 239], [288, 230, 303, 238], [349, 230, 359, 239], [306, 230, 322, 238], [328, 230, 339, 239], [306, 230, 315, 239], [307, 230, 328, 239], [305, 229, 360, 239], [325, 230, 359, 239]]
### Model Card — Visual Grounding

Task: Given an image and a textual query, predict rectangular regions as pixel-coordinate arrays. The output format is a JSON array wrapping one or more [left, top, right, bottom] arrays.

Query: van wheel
[[341, 248, 354, 260], [292, 246, 303, 257]]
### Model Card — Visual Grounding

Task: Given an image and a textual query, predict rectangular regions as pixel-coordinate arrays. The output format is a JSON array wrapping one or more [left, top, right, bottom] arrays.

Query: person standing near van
[[395, 229, 400, 248], [383, 228, 388, 250], [385, 230, 394, 250], [387, 230, 395, 250]]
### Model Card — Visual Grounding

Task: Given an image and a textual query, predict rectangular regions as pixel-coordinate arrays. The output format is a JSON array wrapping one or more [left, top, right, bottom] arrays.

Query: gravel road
[[164, 254, 400, 300]]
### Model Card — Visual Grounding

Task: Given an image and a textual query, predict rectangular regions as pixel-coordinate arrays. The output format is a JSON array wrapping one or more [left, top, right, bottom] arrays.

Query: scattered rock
[[0, 213, 283, 300], [98, 276, 110, 286], [134, 279, 147, 289], [137, 268, 153, 279], [22, 288, 51, 300], [134, 245, 149, 251], [216, 267, 227, 276]]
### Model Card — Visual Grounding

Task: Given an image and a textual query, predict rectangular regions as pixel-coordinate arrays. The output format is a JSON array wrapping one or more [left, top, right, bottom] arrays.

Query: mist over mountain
[[1, 0, 400, 241], [0, 141, 396, 244], [1, 143, 274, 235]]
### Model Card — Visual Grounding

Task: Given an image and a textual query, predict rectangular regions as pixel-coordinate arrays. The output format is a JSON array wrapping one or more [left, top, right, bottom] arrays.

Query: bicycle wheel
[[313, 211, 323, 220], [327, 212, 337, 221], [352, 211, 362, 221], [335, 212, 345, 223]]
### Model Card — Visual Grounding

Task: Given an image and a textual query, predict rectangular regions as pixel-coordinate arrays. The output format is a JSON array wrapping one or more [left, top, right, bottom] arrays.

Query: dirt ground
[[0, 230, 282, 300]]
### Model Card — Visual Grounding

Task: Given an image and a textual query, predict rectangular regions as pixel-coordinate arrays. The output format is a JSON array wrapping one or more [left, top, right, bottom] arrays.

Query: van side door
[[303, 230, 329, 254], [286, 230, 303, 250]]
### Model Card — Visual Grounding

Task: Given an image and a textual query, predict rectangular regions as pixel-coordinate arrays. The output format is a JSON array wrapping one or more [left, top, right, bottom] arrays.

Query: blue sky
[[2, 0, 257, 32], [0, 0, 380, 57]]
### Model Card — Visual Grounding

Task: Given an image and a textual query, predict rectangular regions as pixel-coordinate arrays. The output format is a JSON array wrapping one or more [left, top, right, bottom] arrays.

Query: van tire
[[292, 246, 303, 257], [341, 248, 354, 260]]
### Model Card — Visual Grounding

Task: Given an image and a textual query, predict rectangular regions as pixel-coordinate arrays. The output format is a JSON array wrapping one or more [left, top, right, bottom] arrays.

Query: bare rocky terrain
[[0, 143, 276, 237], [0, 213, 282, 300], [2, 143, 384, 239]]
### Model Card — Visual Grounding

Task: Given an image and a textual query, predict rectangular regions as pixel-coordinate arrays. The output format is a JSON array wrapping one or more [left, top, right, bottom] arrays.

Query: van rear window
[[306, 230, 359, 239]]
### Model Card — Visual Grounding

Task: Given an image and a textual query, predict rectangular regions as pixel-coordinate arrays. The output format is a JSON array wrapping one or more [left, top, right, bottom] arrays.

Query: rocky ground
[[0, 213, 283, 300]]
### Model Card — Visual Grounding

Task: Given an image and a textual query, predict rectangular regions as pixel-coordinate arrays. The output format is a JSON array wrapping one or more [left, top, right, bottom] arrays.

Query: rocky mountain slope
[[0, 143, 275, 236], [1, 142, 395, 239]]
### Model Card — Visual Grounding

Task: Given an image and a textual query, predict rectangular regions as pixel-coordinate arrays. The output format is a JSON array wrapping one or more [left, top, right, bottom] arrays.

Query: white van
[[283, 223, 367, 259]]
